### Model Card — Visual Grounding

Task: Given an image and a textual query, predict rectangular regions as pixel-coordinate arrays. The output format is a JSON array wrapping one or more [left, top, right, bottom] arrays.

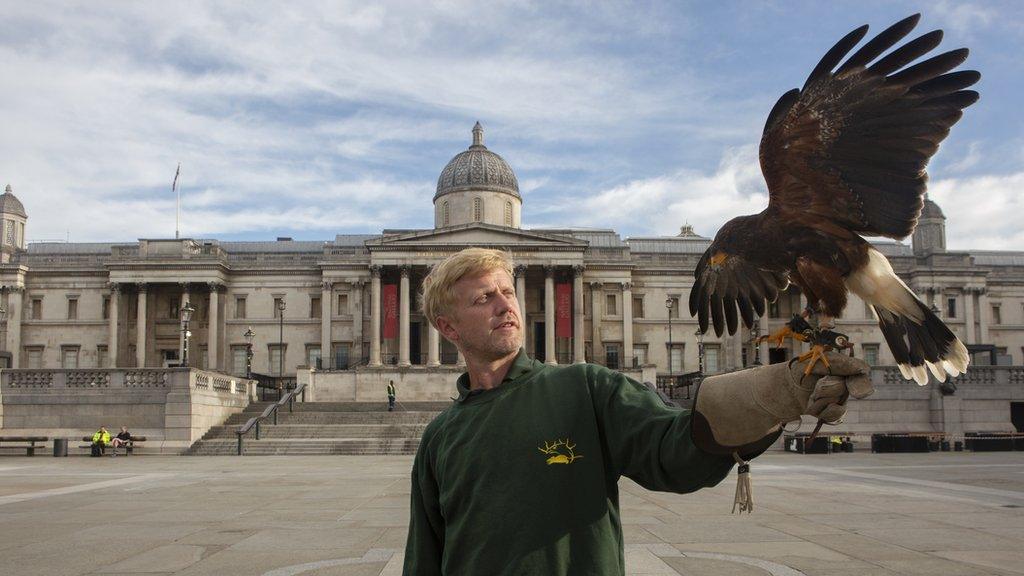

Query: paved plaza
[[0, 453, 1022, 575]]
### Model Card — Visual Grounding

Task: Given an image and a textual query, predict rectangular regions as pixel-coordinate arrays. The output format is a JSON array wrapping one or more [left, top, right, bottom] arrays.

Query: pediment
[[368, 223, 586, 249]]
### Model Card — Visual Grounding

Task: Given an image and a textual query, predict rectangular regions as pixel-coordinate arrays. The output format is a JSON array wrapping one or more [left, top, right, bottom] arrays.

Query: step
[[190, 438, 421, 456], [200, 424, 429, 440]]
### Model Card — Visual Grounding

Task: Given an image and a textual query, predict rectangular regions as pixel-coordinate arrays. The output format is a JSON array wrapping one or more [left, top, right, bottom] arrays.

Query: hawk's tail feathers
[[873, 298, 969, 386]]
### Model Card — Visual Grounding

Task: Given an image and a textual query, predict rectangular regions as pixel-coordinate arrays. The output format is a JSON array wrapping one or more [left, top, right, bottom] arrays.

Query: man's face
[[437, 268, 522, 362]]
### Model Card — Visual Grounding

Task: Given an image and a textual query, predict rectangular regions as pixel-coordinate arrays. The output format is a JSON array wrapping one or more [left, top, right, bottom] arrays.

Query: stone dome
[[434, 123, 520, 201], [0, 185, 27, 218], [920, 197, 945, 220]]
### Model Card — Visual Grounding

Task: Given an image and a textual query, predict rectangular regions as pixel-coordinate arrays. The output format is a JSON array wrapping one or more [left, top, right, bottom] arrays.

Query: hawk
[[690, 14, 975, 385]]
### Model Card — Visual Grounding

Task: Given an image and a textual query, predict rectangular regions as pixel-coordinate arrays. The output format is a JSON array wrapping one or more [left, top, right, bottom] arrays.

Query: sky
[[2, 1, 1022, 250]]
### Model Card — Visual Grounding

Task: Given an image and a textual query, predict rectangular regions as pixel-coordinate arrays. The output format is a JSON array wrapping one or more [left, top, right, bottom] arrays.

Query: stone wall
[[0, 367, 255, 453]]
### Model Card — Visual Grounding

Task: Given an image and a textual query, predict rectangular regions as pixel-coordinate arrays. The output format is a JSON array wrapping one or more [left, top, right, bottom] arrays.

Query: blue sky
[[2, 1, 1022, 249]]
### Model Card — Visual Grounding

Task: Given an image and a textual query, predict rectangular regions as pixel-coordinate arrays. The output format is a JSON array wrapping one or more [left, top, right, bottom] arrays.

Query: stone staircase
[[188, 401, 449, 456]]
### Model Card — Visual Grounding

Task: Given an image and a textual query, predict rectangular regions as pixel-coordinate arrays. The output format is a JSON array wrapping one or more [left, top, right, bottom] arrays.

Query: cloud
[[928, 172, 1024, 250]]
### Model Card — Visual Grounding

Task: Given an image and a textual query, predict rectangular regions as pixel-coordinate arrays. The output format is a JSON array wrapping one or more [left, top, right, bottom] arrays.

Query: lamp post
[[750, 315, 762, 366], [180, 302, 195, 367], [277, 298, 286, 400], [663, 295, 671, 393], [244, 326, 255, 379], [0, 305, 7, 365]]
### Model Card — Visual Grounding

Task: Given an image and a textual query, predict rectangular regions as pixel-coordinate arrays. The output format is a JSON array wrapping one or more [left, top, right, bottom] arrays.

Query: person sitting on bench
[[110, 426, 133, 456], [91, 426, 110, 457]]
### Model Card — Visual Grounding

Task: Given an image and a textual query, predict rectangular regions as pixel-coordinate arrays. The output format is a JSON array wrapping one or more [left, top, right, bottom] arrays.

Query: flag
[[382, 284, 399, 339], [555, 283, 572, 338], [172, 163, 180, 191]]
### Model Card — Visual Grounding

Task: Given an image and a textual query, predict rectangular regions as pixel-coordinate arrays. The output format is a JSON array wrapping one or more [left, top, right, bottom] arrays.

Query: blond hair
[[422, 248, 514, 329]]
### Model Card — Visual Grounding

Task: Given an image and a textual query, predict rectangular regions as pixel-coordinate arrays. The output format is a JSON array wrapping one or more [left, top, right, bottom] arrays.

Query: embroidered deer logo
[[538, 439, 583, 465]]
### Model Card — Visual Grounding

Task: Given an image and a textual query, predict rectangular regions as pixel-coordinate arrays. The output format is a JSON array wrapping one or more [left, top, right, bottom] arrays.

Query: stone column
[[978, 287, 990, 344], [5, 287, 23, 368], [427, 324, 440, 366], [963, 288, 975, 345], [108, 283, 120, 367], [136, 284, 148, 368], [180, 284, 191, 365], [590, 282, 603, 363], [207, 283, 220, 370], [352, 280, 364, 365], [369, 265, 382, 366], [573, 265, 585, 363], [544, 265, 556, 364], [320, 281, 332, 369], [514, 265, 527, 327], [399, 265, 411, 366], [622, 281, 633, 369]]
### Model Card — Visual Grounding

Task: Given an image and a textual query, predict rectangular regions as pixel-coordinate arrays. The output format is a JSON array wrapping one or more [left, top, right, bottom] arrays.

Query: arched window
[[442, 201, 450, 227], [473, 197, 483, 222], [504, 202, 513, 227]]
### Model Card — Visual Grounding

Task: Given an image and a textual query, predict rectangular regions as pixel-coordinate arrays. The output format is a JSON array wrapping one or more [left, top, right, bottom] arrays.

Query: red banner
[[555, 283, 572, 338], [382, 284, 398, 339]]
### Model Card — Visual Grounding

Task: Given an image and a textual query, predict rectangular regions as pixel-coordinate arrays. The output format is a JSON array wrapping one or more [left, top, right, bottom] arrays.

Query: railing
[[235, 381, 307, 455], [655, 371, 702, 400]]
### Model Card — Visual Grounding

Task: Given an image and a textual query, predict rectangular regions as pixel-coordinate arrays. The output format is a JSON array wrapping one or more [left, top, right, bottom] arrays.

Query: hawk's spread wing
[[760, 14, 979, 239], [689, 247, 789, 337]]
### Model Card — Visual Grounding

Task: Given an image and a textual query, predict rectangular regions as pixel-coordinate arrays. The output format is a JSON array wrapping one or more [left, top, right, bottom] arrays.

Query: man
[[110, 426, 133, 456], [404, 248, 872, 575], [387, 380, 397, 412], [90, 426, 110, 457]]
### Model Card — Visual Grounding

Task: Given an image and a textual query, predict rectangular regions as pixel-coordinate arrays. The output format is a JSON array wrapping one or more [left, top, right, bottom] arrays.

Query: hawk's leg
[[755, 315, 812, 348]]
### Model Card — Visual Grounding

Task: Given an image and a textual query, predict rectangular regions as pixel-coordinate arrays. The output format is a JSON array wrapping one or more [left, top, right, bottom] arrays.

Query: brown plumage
[[689, 14, 976, 384]]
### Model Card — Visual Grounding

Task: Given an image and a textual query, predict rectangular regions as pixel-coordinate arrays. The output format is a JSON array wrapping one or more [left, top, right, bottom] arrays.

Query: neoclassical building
[[2, 125, 1023, 385]]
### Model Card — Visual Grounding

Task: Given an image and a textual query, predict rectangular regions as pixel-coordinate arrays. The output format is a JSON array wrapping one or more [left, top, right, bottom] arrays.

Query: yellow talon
[[798, 344, 831, 375]]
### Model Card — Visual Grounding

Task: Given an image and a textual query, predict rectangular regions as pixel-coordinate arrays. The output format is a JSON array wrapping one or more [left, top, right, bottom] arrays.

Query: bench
[[0, 436, 49, 456], [79, 436, 148, 456]]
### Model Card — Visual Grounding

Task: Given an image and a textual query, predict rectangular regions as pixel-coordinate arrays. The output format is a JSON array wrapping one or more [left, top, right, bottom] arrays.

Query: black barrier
[[784, 435, 830, 454], [871, 434, 936, 453]]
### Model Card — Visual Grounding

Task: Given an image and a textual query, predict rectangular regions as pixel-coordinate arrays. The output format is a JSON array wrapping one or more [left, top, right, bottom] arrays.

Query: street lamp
[[750, 315, 762, 366], [244, 326, 255, 379], [180, 302, 195, 367], [665, 297, 674, 377], [695, 328, 705, 375], [277, 298, 286, 400]]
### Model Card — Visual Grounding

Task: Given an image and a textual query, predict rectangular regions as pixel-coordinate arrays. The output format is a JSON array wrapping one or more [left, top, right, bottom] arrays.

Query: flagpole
[[173, 163, 181, 239]]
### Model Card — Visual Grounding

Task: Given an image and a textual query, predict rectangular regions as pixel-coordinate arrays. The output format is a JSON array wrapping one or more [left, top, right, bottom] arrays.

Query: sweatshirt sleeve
[[588, 366, 736, 493], [402, 433, 445, 576]]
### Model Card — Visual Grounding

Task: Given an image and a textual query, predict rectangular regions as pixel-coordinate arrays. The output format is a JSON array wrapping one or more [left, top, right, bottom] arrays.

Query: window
[[473, 197, 483, 221], [61, 346, 79, 369], [992, 304, 1002, 325], [310, 296, 321, 319], [633, 344, 647, 368], [127, 344, 137, 368], [31, 298, 42, 320], [337, 293, 349, 315], [268, 344, 286, 375], [442, 201, 450, 227], [235, 296, 247, 319], [25, 346, 43, 369], [231, 346, 248, 376], [102, 296, 110, 320], [768, 300, 780, 319], [169, 299, 179, 320], [633, 296, 644, 319], [667, 296, 679, 319], [97, 345, 108, 368], [605, 344, 620, 369], [198, 345, 208, 370], [669, 345, 683, 373], [273, 297, 284, 318], [67, 298, 78, 320], [504, 202, 512, 227], [946, 296, 957, 319], [606, 293, 617, 316], [862, 344, 880, 366], [306, 345, 322, 369], [333, 342, 350, 370], [864, 300, 873, 319], [704, 345, 721, 374]]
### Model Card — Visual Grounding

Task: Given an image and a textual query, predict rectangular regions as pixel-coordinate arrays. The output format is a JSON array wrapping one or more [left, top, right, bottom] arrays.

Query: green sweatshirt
[[403, 349, 736, 575]]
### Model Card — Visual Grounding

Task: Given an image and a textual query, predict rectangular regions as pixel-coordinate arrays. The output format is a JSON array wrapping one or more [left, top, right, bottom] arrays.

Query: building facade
[[2, 126, 1023, 384]]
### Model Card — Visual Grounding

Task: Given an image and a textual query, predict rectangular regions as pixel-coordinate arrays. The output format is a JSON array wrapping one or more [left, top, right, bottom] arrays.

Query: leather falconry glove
[[691, 352, 874, 456]]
